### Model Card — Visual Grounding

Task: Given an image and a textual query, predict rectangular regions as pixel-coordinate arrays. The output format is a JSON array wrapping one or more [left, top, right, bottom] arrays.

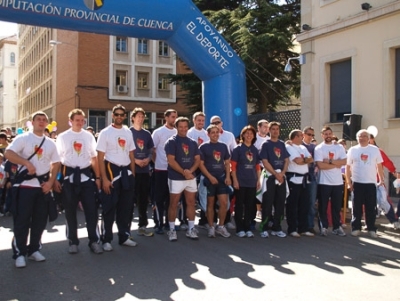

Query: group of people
[[2, 105, 399, 269]]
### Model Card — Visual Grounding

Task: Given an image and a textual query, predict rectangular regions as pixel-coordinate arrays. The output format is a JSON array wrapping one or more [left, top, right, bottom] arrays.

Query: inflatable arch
[[0, 0, 247, 135]]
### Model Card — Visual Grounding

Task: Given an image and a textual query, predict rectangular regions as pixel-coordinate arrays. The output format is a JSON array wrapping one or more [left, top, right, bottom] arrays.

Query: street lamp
[[49, 40, 62, 46], [49, 40, 78, 47], [284, 54, 306, 73]]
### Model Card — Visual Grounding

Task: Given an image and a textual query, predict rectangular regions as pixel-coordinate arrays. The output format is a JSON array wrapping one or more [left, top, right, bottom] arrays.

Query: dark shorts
[[206, 182, 230, 197]]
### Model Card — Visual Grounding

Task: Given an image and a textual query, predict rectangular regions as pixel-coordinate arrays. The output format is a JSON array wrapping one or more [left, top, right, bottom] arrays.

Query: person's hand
[[53, 180, 62, 193], [102, 178, 113, 194]]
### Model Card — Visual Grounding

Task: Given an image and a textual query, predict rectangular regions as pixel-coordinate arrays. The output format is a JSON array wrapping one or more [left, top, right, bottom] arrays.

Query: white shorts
[[168, 178, 197, 194]]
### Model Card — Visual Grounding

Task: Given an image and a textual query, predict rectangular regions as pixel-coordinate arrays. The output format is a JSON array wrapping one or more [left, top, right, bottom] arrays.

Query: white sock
[[169, 222, 175, 231], [188, 220, 195, 230]]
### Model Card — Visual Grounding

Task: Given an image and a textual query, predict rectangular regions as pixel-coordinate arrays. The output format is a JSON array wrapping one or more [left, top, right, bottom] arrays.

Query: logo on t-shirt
[[246, 150, 253, 162], [198, 137, 204, 145], [35, 145, 44, 160], [182, 143, 189, 155], [73, 141, 83, 156], [118, 137, 126, 151], [360, 153, 368, 163], [328, 151, 334, 160], [213, 150, 221, 162], [274, 147, 281, 158], [137, 138, 144, 151]]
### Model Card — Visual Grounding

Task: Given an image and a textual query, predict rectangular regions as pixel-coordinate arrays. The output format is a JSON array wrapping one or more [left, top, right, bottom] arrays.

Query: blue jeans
[[306, 180, 317, 229]]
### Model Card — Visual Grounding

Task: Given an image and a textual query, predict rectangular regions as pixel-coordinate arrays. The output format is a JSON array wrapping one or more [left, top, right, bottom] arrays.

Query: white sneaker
[[102, 242, 113, 251], [289, 231, 301, 238], [320, 228, 328, 236], [393, 221, 400, 230], [260, 231, 269, 238], [28, 251, 46, 262], [332, 226, 346, 237], [123, 238, 138, 247], [168, 229, 178, 242], [300, 231, 315, 237], [271, 230, 286, 238], [236, 231, 246, 238], [246, 231, 254, 238], [225, 222, 236, 230], [15, 256, 26, 268], [215, 225, 231, 238], [368, 231, 377, 238], [186, 228, 199, 240], [208, 226, 216, 238], [351, 230, 361, 237], [256, 210, 262, 219]]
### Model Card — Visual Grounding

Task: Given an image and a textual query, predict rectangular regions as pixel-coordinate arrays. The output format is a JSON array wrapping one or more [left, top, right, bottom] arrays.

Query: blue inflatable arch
[[0, 0, 247, 135]]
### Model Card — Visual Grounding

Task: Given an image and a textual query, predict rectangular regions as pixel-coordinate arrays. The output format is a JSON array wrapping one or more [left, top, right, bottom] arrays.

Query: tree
[[170, 0, 301, 115]]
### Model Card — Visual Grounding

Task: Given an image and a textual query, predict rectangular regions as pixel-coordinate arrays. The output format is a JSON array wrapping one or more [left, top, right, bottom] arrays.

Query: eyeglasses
[[305, 133, 314, 137], [114, 113, 125, 117], [211, 121, 221, 125]]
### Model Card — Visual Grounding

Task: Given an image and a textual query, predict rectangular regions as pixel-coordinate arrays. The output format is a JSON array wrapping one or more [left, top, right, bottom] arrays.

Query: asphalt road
[[0, 208, 399, 301]]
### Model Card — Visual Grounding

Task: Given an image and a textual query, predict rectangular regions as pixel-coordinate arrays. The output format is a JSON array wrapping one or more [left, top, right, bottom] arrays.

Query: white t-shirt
[[254, 133, 270, 151], [56, 128, 97, 182], [219, 129, 237, 153], [96, 125, 135, 166], [152, 125, 177, 170], [6, 132, 60, 187], [286, 144, 310, 184], [187, 127, 209, 146], [314, 142, 347, 185], [347, 144, 383, 184]]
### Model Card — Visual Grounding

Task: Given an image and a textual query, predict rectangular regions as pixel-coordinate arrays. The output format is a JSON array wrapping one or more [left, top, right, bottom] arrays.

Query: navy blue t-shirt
[[259, 140, 290, 170], [130, 127, 154, 174], [165, 135, 200, 180], [231, 143, 261, 188], [199, 141, 230, 178]]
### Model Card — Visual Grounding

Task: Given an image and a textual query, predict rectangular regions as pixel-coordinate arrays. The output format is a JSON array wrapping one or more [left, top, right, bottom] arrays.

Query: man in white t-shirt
[[97, 104, 136, 251], [254, 119, 270, 151], [5, 111, 60, 268], [253, 119, 270, 222], [285, 130, 314, 237], [346, 129, 384, 238], [151, 109, 177, 234], [54, 109, 102, 255], [187, 111, 209, 229], [209, 115, 236, 153], [314, 126, 347, 237], [187, 111, 209, 146]]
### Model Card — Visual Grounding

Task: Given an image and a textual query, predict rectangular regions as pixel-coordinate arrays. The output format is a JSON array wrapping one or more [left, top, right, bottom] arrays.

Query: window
[[10, 52, 15, 65], [330, 59, 351, 122], [137, 72, 148, 89], [116, 37, 128, 52], [115, 70, 128, 86], [138, 39, 148, 54], [158, 74, 170, 90], [159, 41, 169, 56], [88, 110, 106, 133], [395, 48, 400, 117]]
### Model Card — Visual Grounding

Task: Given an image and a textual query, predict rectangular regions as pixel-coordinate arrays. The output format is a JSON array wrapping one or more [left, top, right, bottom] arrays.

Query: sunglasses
[[114, 113, 126, 117], [211, 121, 221, 125], [305, 133, 314, 137]]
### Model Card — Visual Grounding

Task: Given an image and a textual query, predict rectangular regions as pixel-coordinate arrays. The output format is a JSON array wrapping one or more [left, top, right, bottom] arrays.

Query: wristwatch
[[328, 159, 333, 164]]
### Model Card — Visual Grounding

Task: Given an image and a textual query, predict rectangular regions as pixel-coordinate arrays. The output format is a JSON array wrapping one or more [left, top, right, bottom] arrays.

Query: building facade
[[0, 35, 18, 133], [297, 0, 400, 170], [18, 27, 190, 134]]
